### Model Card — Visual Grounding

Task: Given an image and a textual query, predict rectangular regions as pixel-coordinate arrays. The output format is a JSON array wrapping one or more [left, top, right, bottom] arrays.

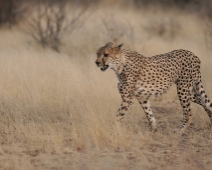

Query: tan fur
[[95, 42, 212, 132]]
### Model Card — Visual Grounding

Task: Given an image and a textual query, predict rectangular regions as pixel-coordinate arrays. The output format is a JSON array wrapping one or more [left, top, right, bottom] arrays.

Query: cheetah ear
[[117, 43, 123, 49]]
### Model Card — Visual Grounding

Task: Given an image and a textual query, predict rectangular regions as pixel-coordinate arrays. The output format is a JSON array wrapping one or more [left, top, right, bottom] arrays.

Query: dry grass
[[0, 3, 212, 170]]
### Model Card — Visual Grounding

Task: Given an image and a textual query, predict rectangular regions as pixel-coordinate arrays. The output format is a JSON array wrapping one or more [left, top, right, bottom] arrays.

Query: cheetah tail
[[195, 81, 212, 121]]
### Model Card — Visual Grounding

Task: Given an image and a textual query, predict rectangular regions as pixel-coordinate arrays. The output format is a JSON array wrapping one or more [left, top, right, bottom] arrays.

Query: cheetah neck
[[111, 50, 147, 82], [111, 53, 126, 75]]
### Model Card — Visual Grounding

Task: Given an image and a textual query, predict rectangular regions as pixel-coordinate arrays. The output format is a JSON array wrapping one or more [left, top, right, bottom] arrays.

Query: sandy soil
[[0, 2, 212, 169]]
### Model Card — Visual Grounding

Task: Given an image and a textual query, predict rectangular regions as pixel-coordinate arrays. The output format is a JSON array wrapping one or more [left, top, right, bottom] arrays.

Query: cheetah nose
[[95, 61, 100, 66]]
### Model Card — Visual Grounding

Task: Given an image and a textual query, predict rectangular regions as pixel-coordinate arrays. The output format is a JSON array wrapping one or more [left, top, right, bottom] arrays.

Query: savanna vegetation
[[0, 0, 212, 169]]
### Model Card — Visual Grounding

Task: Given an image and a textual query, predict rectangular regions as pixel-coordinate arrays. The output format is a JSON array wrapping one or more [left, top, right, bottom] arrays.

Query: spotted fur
[[95, 42, 212, 132]]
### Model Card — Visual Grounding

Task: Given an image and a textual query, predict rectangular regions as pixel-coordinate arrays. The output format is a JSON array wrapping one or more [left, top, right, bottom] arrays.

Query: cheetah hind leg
[[176, 83, 193, 133], [191, 81, 212, 122]]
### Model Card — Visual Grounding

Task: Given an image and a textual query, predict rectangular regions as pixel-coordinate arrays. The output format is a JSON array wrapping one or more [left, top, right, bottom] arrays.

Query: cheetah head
[[95, 42, 123, 71]]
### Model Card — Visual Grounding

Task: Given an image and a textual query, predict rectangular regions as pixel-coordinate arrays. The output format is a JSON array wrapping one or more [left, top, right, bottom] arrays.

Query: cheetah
[[95, 42, 212, 132]]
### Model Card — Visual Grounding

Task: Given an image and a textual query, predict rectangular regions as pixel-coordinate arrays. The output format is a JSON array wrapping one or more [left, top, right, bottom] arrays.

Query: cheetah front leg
[[112, 95, 133, 132], [116, 95, 133, 122], [138, 100, 157, 132], [113, 83, 134, 129]]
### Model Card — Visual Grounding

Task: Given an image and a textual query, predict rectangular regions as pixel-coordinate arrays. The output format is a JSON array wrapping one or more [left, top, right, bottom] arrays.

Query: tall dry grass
[[0, 3, 212, 170]]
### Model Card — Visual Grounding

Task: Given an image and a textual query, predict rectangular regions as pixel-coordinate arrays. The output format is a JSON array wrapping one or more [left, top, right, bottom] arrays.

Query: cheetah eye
[[104, 54, 108, 57]]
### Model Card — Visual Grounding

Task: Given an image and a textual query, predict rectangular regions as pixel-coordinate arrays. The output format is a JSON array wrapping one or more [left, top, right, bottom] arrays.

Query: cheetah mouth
[[101, 65, 109, 71]]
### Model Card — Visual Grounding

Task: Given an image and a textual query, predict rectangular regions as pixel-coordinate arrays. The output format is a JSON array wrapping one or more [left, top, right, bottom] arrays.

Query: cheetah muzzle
[[100, 65, 109, 71], [95, 42, 212, 133]]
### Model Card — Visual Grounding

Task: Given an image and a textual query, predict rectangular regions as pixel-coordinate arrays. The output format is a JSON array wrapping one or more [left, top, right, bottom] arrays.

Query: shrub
[[28, 0, 90, 52]]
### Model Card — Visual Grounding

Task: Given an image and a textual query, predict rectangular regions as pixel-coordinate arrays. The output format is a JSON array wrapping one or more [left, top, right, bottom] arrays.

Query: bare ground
[[0, 3, 212, 170]]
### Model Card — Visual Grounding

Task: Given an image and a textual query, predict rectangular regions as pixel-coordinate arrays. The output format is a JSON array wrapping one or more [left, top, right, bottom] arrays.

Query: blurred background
[[1, 0, 212, 54], [0, 1, 212, 169]]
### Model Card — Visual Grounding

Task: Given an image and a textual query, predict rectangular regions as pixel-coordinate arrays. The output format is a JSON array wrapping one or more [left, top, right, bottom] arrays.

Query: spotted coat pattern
[[95, 42, 212, 132]]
